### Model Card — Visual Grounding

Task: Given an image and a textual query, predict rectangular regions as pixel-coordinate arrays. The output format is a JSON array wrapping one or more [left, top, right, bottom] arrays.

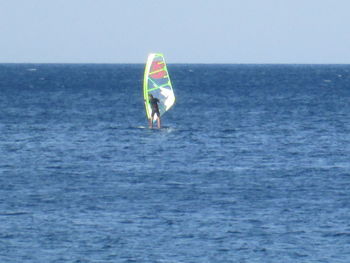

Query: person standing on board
[[148, 94, 161, 129]]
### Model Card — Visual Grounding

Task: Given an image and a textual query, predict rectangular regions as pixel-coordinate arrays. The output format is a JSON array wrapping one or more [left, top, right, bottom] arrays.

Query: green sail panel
[[143, 53, 175, 122]]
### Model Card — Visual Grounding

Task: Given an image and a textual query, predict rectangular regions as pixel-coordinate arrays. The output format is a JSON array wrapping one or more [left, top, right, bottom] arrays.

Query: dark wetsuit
[[149, 97, 160, 118]]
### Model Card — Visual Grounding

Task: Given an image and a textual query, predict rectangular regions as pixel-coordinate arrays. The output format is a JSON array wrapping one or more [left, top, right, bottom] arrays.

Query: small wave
[[221, 128, 237, 133], [165, 181, 194, 186], [0, 212, 29, 216], [333, 232, 350, 237]]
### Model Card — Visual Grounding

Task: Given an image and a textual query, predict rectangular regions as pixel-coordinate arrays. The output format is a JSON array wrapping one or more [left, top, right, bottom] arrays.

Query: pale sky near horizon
[[1, 0, 349, 64]]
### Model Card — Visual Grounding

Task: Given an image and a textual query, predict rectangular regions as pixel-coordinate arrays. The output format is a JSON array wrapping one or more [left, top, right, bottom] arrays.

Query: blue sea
[[1, 64, 350, 262]]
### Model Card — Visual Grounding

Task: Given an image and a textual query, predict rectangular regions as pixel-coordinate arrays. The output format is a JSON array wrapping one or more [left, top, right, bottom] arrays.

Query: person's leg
[[149, 111, 153, 128], [156, 112, 161, 128]]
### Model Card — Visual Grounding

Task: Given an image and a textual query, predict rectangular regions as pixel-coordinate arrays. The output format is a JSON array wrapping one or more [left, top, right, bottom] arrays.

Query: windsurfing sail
[[143, 53, 175, 122]]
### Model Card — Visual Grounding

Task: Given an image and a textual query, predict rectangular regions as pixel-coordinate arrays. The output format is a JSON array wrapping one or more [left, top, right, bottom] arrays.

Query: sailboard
[[143, 53, 175, 123]]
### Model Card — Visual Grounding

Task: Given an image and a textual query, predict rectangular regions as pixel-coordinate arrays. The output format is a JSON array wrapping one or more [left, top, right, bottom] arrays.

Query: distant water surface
[[0, 64, 350, 262]]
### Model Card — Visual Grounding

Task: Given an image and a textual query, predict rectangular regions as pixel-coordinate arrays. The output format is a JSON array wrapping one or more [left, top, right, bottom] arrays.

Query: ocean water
[[1, 63, 350, 262]]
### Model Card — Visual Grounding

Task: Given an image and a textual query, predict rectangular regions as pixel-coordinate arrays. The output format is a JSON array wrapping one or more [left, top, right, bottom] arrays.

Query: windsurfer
[[148, 94, 161, 128]]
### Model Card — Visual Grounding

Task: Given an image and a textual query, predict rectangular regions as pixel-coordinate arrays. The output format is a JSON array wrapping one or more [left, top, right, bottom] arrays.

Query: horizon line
[[1, 62, 350, 65]]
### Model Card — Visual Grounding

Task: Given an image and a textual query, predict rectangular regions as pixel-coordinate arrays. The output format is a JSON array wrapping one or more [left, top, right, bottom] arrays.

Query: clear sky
[[1, 0, 349, 63]]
